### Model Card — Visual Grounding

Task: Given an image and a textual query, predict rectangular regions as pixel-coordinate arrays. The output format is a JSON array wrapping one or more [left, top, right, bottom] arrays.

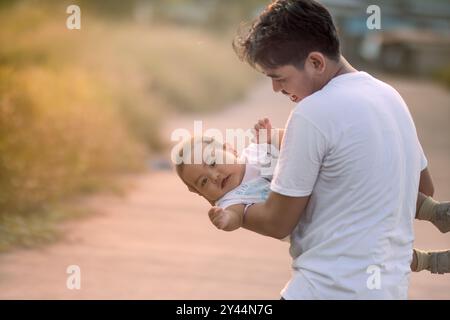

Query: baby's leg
[[411, 248, 450, 274], [416, 193, 450, 233]]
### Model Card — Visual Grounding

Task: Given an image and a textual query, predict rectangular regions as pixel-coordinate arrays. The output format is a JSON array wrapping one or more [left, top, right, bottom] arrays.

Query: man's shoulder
[[293, 72, 403, 119], [289, 91, 338, 131], [292, 82, 342, 117]]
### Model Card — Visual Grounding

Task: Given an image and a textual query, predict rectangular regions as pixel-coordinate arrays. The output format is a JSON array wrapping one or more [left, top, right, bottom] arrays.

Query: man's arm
[[416, 167, 434, 214], [242, 192, 309, 239], [419, 167, 434, 197], [244, 168, 433, 238], [208, 192, 309, 239]]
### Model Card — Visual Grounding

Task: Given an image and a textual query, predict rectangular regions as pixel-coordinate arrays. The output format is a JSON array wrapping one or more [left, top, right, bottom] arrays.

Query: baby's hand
[[208, 206, 242, 232], [253, 118, 272, 144]]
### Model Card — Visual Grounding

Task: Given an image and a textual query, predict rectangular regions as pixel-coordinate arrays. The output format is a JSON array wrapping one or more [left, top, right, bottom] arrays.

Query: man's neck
[[332, 56, 357, 79], [318, 56, 357, 91]]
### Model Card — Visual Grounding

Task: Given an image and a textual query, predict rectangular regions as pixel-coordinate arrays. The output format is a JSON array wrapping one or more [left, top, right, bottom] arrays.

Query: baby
[[174, 119, 450, 274]]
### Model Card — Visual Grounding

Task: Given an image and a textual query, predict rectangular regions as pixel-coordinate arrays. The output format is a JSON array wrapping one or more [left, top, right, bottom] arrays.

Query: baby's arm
[[208, 204, 244, 232]]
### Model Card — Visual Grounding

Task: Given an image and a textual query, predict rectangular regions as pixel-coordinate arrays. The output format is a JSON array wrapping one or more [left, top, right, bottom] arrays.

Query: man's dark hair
[[233, 0, 340, 70]]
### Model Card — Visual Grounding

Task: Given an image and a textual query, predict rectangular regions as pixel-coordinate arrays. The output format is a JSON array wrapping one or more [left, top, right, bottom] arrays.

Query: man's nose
[[272, 79, 282, 93]]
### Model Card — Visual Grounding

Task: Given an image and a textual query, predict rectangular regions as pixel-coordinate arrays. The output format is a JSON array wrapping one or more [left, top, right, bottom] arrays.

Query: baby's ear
[[223, 143, 237, 157]]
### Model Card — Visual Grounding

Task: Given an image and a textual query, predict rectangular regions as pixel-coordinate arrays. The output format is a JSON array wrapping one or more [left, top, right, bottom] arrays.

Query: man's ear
[[305, 52, 326, 74]]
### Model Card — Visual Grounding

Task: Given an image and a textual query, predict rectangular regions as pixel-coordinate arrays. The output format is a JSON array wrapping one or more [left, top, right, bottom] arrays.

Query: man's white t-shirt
[[271, 71, 427, 299]]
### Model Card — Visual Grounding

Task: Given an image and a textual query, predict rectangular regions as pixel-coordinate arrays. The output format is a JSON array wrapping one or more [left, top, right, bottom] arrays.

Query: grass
[[0, 1, 257, 252]]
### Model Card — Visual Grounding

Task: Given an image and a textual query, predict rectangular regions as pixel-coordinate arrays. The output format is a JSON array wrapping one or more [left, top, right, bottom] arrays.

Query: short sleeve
[[270, 113, 328, 197], [418, 142, 428, 171]]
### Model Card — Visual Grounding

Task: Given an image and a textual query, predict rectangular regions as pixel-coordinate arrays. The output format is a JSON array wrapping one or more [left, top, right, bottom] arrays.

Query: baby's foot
[[431, 201, 450, 233], [430, 250, 450, 274]]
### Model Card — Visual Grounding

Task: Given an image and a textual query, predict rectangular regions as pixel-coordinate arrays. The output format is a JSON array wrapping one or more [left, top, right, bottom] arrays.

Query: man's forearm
[[241, 202, 285, 239], [240, 192, 310, 240]]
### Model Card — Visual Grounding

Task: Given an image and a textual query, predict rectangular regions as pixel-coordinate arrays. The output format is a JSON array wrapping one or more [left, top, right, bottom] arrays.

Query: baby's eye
[[201, 178, 208, 187]]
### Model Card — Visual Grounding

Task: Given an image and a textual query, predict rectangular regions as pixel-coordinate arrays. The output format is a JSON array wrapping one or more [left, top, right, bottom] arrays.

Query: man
[[212, 0, 434, 299]]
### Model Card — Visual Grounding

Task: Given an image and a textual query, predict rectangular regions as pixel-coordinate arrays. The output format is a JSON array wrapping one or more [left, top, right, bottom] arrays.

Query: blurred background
[[0, 0, 449, 299]]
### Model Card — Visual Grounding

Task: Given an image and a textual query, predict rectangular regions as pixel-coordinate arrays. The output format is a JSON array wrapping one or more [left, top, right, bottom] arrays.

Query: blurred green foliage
[[0, 0, 260, 250]]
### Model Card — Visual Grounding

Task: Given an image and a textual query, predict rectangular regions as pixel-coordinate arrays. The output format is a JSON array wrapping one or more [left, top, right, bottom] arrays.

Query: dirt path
[[0, 75, 448, 299]]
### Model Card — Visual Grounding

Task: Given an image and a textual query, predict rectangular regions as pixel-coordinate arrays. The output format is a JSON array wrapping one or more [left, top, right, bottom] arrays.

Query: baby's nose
[[209, 173, 220, 184]]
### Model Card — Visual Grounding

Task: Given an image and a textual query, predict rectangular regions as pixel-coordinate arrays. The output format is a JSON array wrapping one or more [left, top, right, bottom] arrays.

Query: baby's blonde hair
[[173, 136, 223, 199]]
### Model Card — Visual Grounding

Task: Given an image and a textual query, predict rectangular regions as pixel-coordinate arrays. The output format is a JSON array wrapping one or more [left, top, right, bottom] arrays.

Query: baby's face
[[180, 146, 246, 203]]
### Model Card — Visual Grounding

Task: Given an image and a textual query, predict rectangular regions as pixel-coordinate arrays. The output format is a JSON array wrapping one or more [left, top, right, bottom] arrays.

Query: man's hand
[[208, 206, 243, 232], [253, 118, 272, 144]]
